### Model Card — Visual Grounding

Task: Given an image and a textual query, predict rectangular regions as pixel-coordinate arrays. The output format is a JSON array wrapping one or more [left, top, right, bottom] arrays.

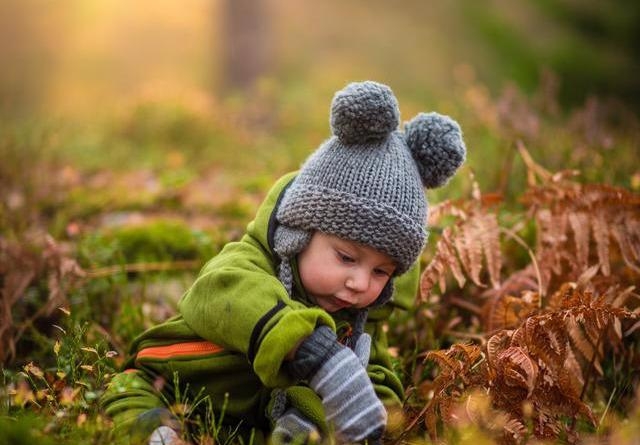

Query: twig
[[444, 330, 487, 344], [571, 320, 608, 431], [448, 296, 483, 315], [498, 141, 516, 198], [89, 322, 126, 358], [392, 403, 431, 445], [499, 227, 545, 302], [598, 387, 616, 432], [516, 140, 552, 185], [85, 260, 202, 279]]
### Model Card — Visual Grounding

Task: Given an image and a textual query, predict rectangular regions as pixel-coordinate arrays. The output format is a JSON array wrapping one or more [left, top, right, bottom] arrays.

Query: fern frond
[[420, 241, 452, 300], [563, 346, 585, 395], [522, 175, 640, 291], [566, 316, 600, 374], [478, 212, 502, 289], [486, 330, 511, 366], [498, 346, 538, 396], [611, 221, 640, 274], [503, 417, 528, 444], [568, 211, 590, 270], [442, 228, 466, 289], [424, 349, 460, 373], [482, 294, 537, 332], [420, 189, 504, 301], [455, 221, 483, 286], [591, 209, 611, 276]]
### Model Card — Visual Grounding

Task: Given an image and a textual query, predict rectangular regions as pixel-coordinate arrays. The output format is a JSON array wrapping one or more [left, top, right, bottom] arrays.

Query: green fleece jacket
[[102, 172, 418, 438]]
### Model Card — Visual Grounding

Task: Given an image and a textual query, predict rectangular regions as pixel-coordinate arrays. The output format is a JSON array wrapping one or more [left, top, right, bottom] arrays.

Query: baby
[[101, 81, 466, 445]]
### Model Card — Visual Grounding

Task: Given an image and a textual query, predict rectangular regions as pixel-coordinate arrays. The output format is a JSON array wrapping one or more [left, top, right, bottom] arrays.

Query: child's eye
[[337, 252, 355, 263], [373, 268, 392, 277]]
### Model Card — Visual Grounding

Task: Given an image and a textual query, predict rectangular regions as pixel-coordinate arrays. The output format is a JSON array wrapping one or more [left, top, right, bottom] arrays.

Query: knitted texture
[[276, 81, 466, 275], [352, 332, 372, 368], [148, 426, 182, 445], [273, 225, 312, 295], [331, 81, 399, 145], [288, 326, 384, 442], [288, 325, 344, 381], [272, 408, 321, 445], [404, 112, 467, 189], [309, 346, 386, 443]]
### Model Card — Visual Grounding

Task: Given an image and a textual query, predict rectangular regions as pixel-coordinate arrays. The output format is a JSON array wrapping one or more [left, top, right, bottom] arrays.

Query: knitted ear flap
[[273, 225, 312, 295], [404, 112, 466, 189], [273, 225, 312, 259]]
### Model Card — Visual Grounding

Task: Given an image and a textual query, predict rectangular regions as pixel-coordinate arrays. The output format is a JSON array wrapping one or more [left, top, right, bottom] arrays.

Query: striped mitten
[[288, 326, 386, 443], [149, 425, 183, 445], [272, 408, 321, 445]]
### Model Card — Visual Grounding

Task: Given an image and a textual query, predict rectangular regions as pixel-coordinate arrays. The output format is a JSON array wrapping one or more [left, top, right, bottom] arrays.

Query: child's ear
[[403, 112, 466, 189]]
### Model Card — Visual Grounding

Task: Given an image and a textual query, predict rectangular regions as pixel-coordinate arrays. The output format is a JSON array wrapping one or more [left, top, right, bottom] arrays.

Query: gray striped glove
[[134, 407, 186, 445], [149, 426, 185, 445], [272, 408, 321, 445], [288, 326, 386, 444]]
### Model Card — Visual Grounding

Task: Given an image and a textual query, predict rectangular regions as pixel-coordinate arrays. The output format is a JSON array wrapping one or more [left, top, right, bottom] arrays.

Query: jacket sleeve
[[178, 235, 335, 389]]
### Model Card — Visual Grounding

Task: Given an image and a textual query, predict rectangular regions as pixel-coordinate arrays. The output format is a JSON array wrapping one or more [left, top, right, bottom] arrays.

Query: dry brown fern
[[420, 144, 639, 311], [420, 181, 503, 301], [417, 342, 487, 441], [418, 145, 639, 352], [416, 285, 636, 444], [414, 146, 640, 443], [488, 287, 636, 441], [518, 141, 640, 294], [0, 234, 84, 363]]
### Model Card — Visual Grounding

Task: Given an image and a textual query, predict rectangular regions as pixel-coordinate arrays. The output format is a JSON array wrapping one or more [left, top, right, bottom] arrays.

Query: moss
[[84, 219, 220, 265], [0, 414, 56, 445]]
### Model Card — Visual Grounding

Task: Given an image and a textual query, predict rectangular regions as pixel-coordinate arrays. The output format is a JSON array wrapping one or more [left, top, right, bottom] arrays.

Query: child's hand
[[272, 408, 321, 445], [310, 344, 386, 443], [149, 426, 191, 445], [353, 332, 372, 368], [288, 326, 386, 443]]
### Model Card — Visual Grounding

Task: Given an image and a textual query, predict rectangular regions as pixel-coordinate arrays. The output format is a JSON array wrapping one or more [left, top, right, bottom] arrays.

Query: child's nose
[[345, 269, 370, 293]]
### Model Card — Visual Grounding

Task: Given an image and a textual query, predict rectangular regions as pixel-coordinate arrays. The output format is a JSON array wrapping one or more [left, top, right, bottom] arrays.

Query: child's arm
[[178, 237, 335, 388]]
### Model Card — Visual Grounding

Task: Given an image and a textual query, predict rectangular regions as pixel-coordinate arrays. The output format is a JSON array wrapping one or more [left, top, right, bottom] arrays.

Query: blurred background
[[1, 0, 639, 237], [2, 0, 639, 116]]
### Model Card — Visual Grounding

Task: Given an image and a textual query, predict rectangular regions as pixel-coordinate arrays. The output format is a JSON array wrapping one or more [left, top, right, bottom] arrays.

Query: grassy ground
[[1, 73, 639, 444]]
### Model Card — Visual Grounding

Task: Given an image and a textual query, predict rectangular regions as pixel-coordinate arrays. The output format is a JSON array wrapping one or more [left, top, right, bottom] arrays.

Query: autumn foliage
[[401, 144, 640, 444]]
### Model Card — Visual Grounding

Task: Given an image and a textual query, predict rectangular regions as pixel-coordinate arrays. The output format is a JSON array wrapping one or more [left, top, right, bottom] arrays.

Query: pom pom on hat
[[404, 112, 466, 189], [330, 81, 400, 145]]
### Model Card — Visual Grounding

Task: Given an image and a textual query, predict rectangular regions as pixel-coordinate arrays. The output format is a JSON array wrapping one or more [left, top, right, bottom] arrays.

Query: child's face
[[297, 232, 396, 313]]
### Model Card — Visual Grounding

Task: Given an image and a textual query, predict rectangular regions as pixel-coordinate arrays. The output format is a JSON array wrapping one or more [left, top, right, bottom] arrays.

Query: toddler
[[101, 80, 466, 445]]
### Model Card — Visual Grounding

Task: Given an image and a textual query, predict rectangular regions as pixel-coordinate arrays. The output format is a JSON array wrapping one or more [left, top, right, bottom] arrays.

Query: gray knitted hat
[[275, 80, 466, 278]]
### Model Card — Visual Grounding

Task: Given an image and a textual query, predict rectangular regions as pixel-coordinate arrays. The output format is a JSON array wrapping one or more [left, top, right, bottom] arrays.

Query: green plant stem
[[598, 387, 616, 432]]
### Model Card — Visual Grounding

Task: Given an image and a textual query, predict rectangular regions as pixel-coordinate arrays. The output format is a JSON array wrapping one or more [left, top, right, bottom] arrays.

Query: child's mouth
[[329, 295, 352, 309]]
